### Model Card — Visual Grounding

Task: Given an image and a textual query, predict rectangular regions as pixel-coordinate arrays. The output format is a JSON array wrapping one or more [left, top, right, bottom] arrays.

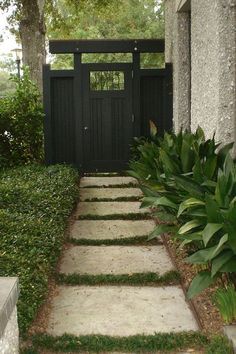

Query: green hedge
[[0, 164, 78, 334]]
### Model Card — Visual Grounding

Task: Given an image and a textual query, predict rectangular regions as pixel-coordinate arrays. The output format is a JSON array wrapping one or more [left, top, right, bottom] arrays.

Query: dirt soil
[[163, 235, 224, 334]]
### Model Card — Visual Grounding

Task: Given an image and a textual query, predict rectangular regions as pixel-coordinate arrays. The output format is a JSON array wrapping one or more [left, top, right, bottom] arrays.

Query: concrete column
[[191, 0, 236, 153], [165, 0, 191, 132]]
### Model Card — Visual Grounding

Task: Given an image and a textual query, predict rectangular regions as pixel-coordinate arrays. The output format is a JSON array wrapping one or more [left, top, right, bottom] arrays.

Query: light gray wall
[[191, 0, 236, 149], [165, 0, 236, 153], [165, 0, 191, 131]]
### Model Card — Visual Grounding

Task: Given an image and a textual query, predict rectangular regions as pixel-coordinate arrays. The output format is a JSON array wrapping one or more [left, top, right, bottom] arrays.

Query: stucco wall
[[191, 0, 236, 149], [165, 0, 191, 131], [0, 307, 19, 354], [165, 0, 236, 153]]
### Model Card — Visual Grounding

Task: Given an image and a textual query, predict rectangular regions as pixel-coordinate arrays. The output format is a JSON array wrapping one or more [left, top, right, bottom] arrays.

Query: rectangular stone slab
[[80, 177, 137, 188], [59, 245, 173, 275], [76, 202, 148, 217], [47, 286, 199, 336], [80, 188, 142, 201], [70, 220, 156, 240]]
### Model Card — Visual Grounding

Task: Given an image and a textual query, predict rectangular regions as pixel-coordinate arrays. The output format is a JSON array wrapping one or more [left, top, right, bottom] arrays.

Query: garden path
[[46, 176, 200, 352]]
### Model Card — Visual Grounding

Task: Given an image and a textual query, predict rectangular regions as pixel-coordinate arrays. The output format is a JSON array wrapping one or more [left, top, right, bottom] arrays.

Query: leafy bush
[[128, 126, 236, 312], [0, 164, 78, 334], [0, 68, 44, 167]]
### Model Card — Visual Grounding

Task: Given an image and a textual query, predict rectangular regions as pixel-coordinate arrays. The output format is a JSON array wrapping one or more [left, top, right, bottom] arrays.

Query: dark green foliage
[[128, 126, 236, 305], [0, 68, 44, 167], [31, 332, 209, 352], [0, 164, 78, 334], [56, 270, 181, 286]]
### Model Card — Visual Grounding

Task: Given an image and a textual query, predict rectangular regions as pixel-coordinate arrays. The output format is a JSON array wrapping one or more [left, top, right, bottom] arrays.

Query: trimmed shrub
[[0, 164, 78, 334]]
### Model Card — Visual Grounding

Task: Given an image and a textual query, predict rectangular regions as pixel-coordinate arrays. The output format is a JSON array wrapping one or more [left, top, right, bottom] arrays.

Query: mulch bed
[[163, 235, 224, 334]]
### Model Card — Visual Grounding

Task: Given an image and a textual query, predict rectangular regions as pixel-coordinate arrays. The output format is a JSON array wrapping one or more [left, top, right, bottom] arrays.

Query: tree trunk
[[19, 0, 46, 92]]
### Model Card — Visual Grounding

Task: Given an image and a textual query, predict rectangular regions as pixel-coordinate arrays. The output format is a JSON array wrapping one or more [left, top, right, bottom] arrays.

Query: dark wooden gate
[[43, 39, 172, 172]]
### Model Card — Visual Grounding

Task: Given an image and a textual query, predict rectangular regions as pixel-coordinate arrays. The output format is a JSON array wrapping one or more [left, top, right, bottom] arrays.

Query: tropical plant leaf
[[220, 256, 236, 273], [139, 185, 159, 197], [187, 271, 216, 299], [186, 248, 210, 264], [180, 140, 195, 173], [146, 196, 178, 210], [202, 223, 223, 246], [211, 250, 234, 277], [178, 219, 203, 234], [153, 210, 177, 223], [178, 198, 205, 217], [203, 155, 217, 179], [205, 194, 223, 223], [176, 232, 202, 242], [148, 224, 178, 241], [174, 175, 204, 197]]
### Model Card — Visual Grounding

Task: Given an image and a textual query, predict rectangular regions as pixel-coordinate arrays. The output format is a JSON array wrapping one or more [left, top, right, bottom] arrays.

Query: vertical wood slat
[[51, 77, 75, 164], [43, 64, 53, 164], [74, 54, 83, 169], [140, 75, 164, 136], [132, 53, 141, 137]]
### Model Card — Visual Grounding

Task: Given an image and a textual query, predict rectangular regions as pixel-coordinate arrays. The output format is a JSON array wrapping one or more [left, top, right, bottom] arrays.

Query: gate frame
[[43, 39, 173, 170]]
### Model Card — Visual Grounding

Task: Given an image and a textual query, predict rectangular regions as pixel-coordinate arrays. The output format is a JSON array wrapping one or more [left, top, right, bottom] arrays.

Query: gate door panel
[[82, 63, 133, 172]]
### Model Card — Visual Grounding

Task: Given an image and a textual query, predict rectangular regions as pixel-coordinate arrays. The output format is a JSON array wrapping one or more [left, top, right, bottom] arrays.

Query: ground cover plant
[[0, 164, 78, 334], [22, 332, 233, 353], [128, 123, 236, 324]]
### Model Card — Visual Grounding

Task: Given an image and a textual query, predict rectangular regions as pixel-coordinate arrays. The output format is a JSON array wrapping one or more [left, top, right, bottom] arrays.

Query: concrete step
[[47, 286, 199, 336], [59, 245, 174, 275], [75, 202, 148, 217], [70, 220, 156, 241], [80, 176, 137, 188], [79, 187, 142, 201]]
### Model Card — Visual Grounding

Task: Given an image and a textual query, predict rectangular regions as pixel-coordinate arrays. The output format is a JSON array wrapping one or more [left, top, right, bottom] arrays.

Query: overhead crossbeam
[[49, 39, 165, 54]]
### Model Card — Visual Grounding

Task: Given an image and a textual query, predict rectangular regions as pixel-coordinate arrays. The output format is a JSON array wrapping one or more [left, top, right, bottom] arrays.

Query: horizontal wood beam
[[49, 39, 165, 54]]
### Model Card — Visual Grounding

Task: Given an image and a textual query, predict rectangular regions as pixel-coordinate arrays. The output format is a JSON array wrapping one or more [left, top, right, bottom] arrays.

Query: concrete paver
[[80, 187, 142, 201], [80, 177, 137, 188], [59, 245, 174, 275], [47, 286, 199, 336], [76, 202, 148, 217], [70, 220, 156, 240]]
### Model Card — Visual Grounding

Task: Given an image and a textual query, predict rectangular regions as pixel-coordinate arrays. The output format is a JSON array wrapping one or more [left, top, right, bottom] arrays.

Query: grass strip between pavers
[[77, 213, 151, 220], [55, 270, 181, 286], [82, 196, 141, 202], [69, 235, 160, 246], [84, 172, 124, 177], [82, 183, 138, 188], [25, 332, 233, 353]]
